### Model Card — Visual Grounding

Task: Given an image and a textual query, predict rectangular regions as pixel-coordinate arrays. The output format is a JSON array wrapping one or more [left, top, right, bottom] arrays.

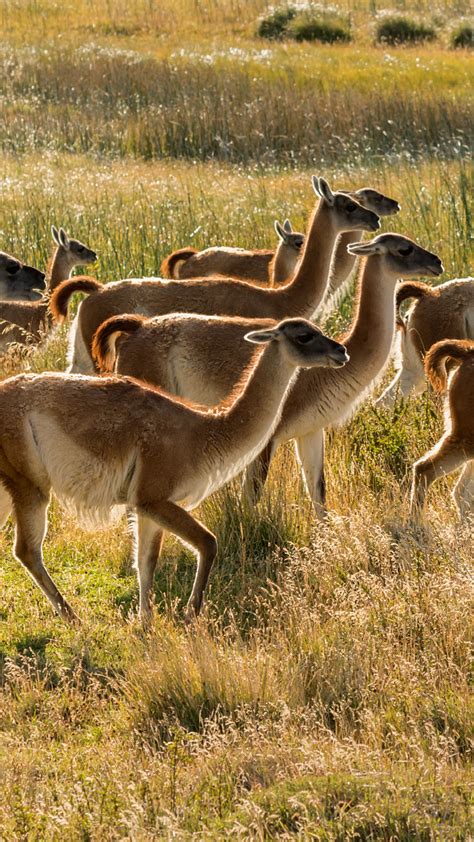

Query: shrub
[[288, 14, 351, 44], [257, 5, 297, 40], [376, 16, 436, 45], [450, 25, 473, 49]]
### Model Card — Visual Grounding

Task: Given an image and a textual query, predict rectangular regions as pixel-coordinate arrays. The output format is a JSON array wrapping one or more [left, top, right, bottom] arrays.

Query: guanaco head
[[245, 317, 349, 369], [312, 176, 380, 233], [274, 219, 304, 253], [0, 251, 46, 300], [51, 225, 98, 269], [347, 233, 443, 279], [349, 188, 400, 217]]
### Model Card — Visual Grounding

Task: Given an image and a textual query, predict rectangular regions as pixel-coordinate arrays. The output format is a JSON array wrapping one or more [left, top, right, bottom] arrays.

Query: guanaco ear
[[244, 328, 278, 345], [51, 225, 60, 245], [283, 218, 292, 233], [347, 240, 383, 256], [274, 220, 287, 242], [312, 176, 335, 207], [58, 227, 70, 250]]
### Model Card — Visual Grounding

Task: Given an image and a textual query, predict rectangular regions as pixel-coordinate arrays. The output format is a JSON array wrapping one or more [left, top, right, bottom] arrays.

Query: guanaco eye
[[346, 200, 357, 213], [77, 246, 85, 253], [295, 333, 316, 345], [6, 260, 20, 275], [398, 245, 413, 256]]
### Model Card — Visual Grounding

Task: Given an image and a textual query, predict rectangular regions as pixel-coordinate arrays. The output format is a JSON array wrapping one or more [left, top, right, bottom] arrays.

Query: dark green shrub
[[289, 14, 351, 43], [450, 25, 473, 49], [376, 16, 436, 45], [257, 6, 297, 40]]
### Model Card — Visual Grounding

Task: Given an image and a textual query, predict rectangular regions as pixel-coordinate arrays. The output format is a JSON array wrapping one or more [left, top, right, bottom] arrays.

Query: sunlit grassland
[[0, 148, 472, 837], [1, 0, 472, 45], [0, 0, 472, 831], [1, 0, 473, 169]]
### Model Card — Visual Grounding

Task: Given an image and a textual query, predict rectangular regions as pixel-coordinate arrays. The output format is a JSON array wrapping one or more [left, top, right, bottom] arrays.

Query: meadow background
[[0, 0, 473, 838]]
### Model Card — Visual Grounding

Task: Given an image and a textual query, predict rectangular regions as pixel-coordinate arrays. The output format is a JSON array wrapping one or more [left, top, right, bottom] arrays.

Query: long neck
[[327, 230, 363, 295], [275, 257, 399, 438], [343, 256, 399, 376], [47, 247, 74, 292], [273, 202, 337, 318], [208, 343, 297, 470], [271, 243, 300, 287]]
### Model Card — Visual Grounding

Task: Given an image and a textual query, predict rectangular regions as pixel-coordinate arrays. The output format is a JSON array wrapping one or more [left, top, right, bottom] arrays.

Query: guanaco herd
[[0, 177, 472, 624]]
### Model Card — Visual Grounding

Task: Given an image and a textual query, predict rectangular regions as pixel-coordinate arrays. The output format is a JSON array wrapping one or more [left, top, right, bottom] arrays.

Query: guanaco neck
[[46, 246, 74, 292], [271, 242, 299, 287], [328, 230, 363, 294], [205, 343, 298, 467], [342, 256, 399, 376], [273, 202, 337, 319]]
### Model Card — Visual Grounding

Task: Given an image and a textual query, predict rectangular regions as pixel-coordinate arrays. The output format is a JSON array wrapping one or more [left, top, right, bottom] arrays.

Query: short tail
[[50, 276, 103, 322], [92, 314, 145, 372], [160, 247, 197, 279], [396, 280, 435, 313], [425, 339, 474, 393]]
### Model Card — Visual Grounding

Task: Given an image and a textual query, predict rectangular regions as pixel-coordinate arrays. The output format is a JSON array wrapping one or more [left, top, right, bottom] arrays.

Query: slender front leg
[[137, 500, 217, 623], [453, 460, 474, 520], [134, 514, 164, 622], [13, 487, 77, 622], [410, 436, 467, 518], [295, 428, 326, 518], [376, 330, 426, 407], [242, 439, 274, 506]]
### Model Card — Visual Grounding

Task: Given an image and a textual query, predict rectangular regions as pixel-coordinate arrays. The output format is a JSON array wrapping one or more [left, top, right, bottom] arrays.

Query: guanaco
[[410, 339, 474, 519], [0, 318, 348, 622], [50, 176, 380, 373], [92, 233, 443, 516]]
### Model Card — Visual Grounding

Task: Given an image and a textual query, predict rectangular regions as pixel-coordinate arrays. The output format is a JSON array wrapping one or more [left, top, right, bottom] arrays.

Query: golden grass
[[0, 3, 472, 832], [0, 149, 472, 836]]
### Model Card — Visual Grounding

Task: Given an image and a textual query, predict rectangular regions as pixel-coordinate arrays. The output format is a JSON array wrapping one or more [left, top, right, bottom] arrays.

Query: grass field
[[0, 1, 473, 838]]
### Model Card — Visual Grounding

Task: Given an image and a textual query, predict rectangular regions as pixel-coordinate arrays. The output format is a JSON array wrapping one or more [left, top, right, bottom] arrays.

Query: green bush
[[288, 14, 351, 44], [450, 25, 473, 49], [257, 5, 297, 40], [376, 16, 436, 45], [258, 5, 351, 44]]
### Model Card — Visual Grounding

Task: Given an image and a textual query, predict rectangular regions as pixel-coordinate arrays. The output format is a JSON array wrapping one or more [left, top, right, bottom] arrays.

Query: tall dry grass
[[1, 44, 471, 166], [0, 151, 472, 836]]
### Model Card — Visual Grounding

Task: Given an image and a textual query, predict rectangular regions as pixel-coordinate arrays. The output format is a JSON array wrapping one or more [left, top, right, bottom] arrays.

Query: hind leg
[[453, 460, 474, 520], [13, 486, 77, 622], [134, 513, 164, 622], [242, 439, 274, 506], [410, 436, 467, 518], [295, 429, 326, 519], [137, 500, 217, 624]]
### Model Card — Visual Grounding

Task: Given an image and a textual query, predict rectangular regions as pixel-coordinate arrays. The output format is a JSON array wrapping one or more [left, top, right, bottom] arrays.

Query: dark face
[[290, 234, 305, 251], [283, 322, 350, 368], [4, 261, 46, 294], [385, 239, 444, 277], [355, 189, 401, 217], [333, 194, 381, 233], [69, 240, 98, 265]]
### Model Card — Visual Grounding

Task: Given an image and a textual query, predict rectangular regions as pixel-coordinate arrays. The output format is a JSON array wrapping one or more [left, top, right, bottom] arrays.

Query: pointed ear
[[312, 176, 335, 207], [283, 218, 292, 233], [58, 227, 70, 250], [244, 328, 278, 345], [274, 220, 287, 242], [51, 225, 60, 245], [347, 240, 382, 256]]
